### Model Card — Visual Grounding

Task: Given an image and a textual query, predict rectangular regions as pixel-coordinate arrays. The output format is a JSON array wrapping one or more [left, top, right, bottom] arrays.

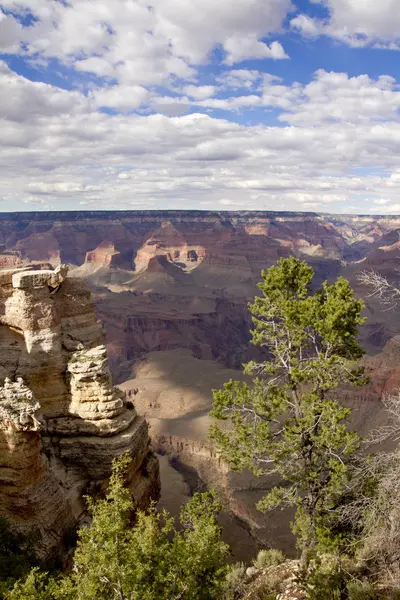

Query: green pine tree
[[209, 257, 368, 567], [6, 455, 229, 600]]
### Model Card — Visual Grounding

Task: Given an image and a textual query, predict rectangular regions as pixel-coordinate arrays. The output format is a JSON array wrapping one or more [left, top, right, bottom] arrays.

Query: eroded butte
[[0, 264, 160, 559]]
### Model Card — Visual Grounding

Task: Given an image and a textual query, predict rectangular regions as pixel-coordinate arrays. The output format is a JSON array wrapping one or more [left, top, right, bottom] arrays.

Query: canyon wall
[[0, 265, 160, 559], [0, 209, 395, 368], [2, 210, 400, 271], [1, 210, 400, 556]]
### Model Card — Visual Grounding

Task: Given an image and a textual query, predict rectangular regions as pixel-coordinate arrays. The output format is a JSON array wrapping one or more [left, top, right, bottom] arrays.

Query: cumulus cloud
[[291, 0, 400, 48], [0, 9, 22, 52], [374, 199, 391, 205], [150, 0, 292, 63], [223, 38, 289, 64], [75, 57, 115, 78], [175, 69, 400, 124], [216, 69, 264, 91], [2, 0, 400, 214], [2, 64, 400, 212], [276, 70, 400, 125], [183, 85, 216, 100], [0, 60, 88, 122], [195, 94, 262, 111], [1, 0, 291, 87], [91, 84, 150, 112]]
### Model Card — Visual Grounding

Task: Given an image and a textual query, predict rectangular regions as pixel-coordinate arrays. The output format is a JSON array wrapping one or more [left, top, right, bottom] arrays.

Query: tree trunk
[[299, 545, 310, 572]]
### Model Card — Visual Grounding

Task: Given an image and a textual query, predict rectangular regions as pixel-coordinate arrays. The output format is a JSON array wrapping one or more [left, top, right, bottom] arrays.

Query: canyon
[[1, 210, 400, 558]]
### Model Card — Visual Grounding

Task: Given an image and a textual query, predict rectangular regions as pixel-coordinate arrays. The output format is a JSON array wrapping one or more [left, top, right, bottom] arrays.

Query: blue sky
[[1, 0, 400, 213]]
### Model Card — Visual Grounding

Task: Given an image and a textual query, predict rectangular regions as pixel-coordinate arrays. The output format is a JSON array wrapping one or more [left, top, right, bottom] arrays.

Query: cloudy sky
[[1, 0, 400, 213]]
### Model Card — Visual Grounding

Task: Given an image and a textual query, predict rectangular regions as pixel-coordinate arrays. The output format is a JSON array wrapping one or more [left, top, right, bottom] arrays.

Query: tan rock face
[[85, 241, 121, 268], [0, 266, 160, 559], [133, 222, 206, 274]]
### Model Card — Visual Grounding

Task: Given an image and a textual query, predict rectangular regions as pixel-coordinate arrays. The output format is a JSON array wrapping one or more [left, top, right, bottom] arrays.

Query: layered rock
[[0, 379, 74, 559], [0, 265, 160, 559], [133, 222, 206, 274], [0, 210, 372, 271], [85, 241, 122, 268], [0, 251, 21, 268]]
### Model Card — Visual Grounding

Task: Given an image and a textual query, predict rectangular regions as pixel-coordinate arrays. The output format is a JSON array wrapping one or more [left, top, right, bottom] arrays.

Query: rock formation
[[2, 210, 400, 558], [0, 265, 160, 559]]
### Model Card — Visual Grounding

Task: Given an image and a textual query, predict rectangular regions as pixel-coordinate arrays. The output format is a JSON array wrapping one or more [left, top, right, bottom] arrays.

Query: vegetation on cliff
[[0, 519, 38, 598], [4, 455, 229, 600], [210, 256, 368, 567]]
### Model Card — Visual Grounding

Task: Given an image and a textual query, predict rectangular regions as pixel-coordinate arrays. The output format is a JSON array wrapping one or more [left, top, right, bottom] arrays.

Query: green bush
[[298, 558, 346, 600], [252, 549, 285, 570], [6, 454, 230, 600], [347, 580, 380, 600], [221, 562, 246, 599], [0, 518, 38, 599]]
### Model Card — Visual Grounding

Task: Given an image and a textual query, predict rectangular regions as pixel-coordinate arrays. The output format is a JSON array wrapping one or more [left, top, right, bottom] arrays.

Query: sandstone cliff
[[0, 265, 160, 559]]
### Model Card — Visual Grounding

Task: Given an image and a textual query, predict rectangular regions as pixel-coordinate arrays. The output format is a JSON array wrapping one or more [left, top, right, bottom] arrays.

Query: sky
[[2, 1, 400, 213]]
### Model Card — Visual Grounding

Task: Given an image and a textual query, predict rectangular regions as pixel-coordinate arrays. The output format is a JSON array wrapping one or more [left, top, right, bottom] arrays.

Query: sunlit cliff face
[[0, 265, 160, 559]]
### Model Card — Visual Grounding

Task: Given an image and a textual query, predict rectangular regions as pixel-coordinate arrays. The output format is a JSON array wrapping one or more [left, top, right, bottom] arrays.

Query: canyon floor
[[118, 349, 296, 560]]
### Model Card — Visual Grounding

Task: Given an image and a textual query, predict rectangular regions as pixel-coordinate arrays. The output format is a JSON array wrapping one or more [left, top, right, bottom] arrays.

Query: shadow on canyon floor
[[119, 349, 298, 560]]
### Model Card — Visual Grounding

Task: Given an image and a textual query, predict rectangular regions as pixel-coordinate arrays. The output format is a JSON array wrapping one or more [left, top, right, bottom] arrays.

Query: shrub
[[347, 580, 380, 600], [6, 455, 230, 600], [221, 562, 246, 599], [252, 549, 285, 570], [297, 557, 347, 600], [0, 518, 38, 599]]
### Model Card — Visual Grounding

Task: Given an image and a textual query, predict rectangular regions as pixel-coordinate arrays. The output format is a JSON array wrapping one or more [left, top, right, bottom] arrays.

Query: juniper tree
[[210, 257, 368, 567], [6, 455, 229, 600]]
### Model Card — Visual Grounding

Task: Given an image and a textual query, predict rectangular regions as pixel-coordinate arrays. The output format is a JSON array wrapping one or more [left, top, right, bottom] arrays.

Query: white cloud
[[388, 172, 400, 184], [376, 204, 400, 212], [182, 69, 400, 123], [0, 9, 22, 51], [0, 60, 88, 122], [151, 0, 292, 63], [291, 0, 400, 48], [192, 94, 261, 111], [3, 38, 400, 213], [223, 38, 289, 64], [75, 56, 115, 78], [0, 66, 400, 212], [183, 85, 216, 100], [91, 85, 150, 111], [266, 70, 400, 125], [290, 14, 320, 37], [1, 0, 292, 90], [216, 69, 264, 91], [150, 96, 190, 116], [374, 198, 391, 205]]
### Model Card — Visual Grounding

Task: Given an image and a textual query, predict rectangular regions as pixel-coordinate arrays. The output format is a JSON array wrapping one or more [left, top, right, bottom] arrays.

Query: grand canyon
[[1, 210, 400, 561]]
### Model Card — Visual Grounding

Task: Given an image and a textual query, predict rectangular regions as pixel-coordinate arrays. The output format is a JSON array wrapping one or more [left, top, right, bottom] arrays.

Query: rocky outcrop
[[0, 265, 160, 559], [0, 251, 21, 268], [134, 222, 206, 274], [0, 379, 75, 559]]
